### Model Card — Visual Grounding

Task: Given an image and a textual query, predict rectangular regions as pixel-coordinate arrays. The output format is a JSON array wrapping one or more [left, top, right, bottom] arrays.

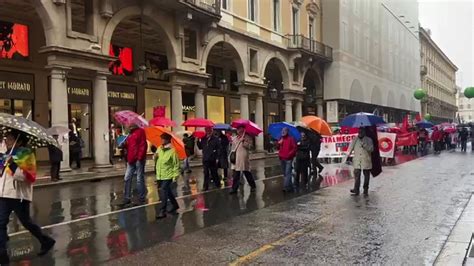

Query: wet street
[[5, 152, 474, 265]]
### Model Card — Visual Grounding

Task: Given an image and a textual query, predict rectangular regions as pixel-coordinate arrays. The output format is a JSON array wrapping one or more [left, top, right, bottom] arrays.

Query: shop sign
[[0, 71, 34, 100], [182, 105, 195, 112], [67, 79, 92, 103], [326, 101, 338, 123], [108, 83, 136, 106]]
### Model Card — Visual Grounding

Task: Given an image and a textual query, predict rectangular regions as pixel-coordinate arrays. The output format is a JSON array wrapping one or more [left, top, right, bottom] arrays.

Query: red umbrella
[[444, 127, 456, 134], [192, 130, 206, 139], [389, 127, 401, 133], [114, 110, 148, 128], [149, 117, 176, 127], [182, 118, 215, 128], [231, 119, 262, 136]]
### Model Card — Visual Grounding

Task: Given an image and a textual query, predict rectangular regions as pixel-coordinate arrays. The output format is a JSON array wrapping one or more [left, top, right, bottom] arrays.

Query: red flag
[[415, 113, 422, 122], [401, 115, 409, 133]]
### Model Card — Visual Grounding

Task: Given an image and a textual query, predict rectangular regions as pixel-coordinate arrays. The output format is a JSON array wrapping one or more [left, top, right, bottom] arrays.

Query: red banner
[[396, 132, 418, 147]]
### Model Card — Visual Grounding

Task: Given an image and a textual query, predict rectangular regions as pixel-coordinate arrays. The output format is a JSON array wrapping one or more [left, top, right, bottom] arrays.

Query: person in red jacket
[[121, 124, 148, 206], [278, 127, 297, 192], [432, 127, 442, 154]]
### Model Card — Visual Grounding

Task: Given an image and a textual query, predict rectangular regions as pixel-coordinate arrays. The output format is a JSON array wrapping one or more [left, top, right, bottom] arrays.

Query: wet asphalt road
[[5, 151, 473, 265]]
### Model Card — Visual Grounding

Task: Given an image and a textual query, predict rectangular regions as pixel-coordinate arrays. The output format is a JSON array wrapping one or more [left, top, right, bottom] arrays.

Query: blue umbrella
[[268, 122, 301, 141], [213, 123, 233, 131], [340, 112, 386, 128], [416, 120, 434, 129]]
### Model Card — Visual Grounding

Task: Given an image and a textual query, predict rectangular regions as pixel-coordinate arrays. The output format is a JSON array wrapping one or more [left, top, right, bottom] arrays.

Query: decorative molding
[[100, 0, 113, 19], [306, 2, 320, 18]]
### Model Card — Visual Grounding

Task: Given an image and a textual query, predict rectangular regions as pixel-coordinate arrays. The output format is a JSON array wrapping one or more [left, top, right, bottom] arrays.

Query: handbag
[[229, 140, 242, 164]]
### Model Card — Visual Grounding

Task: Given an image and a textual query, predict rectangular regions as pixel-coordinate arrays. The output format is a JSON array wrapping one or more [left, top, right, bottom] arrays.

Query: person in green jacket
[[155, 133, 181, 219]]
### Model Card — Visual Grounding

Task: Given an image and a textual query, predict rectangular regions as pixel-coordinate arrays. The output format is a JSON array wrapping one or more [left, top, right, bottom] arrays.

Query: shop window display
[[229, 97, 241, 122], [0, 20, 29, 60], [109, 44, 133, 76], [207, 95, 225, 123], [144, 89, 171, 120], [69, 103, 91, 158], [0, 99, 32, 118]]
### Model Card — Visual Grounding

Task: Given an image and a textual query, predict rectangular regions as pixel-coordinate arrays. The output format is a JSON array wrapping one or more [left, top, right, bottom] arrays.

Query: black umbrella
[[0, 113, 58, 148]]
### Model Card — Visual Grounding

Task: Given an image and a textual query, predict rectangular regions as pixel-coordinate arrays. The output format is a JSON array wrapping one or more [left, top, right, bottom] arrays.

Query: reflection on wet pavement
[[6, 155, 418, 265]]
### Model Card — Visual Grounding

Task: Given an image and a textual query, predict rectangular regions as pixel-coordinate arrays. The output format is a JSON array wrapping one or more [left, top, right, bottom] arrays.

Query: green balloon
[[414, 88, 427, 100], [464, 87, 474, 99], [424, 113, 432, 121]]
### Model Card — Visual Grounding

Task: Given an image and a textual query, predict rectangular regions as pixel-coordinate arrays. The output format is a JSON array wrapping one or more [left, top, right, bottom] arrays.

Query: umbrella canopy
[[46, 126, 70, 136], [182, 118, 215, 128], [444, 127, 456, 134], [192, 130, 206, 139], [416, 120, 434, 129], [340, 112, 386, 128], [114, 110, 148, 128], [231, 119, 263, 136], [268, 122, 301, 141], [300, 116, 332, 136], [144, 126, 186, 160], [149, 117, 176, 127], [213, 123, 233, 131], [0, 113, 58, 148]]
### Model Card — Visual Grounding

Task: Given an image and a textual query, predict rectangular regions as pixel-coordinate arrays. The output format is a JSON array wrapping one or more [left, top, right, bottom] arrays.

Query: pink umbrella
[[149, 117, 176, 127], [182, 118, 215, 128], [231, 119, 262, 136], [114, 110, 148, 128]]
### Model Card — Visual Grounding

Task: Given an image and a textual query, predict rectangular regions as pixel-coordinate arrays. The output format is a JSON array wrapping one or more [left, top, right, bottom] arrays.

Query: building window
[[184, 28, 197, 59], [354, 28, 360, 57], [272, 0, 280, 31], [309, 17, 315, 40], [206, 65, 224, 88], [221, 0, 228, 10], [248, 0, 257, 22], [229, 98, 241, 122], [249, 49, 258, 73], [292, 8, 300, 35], [342, 21, 348, 51], [70, 0, 93, 34], [230, 70, 238, 91]]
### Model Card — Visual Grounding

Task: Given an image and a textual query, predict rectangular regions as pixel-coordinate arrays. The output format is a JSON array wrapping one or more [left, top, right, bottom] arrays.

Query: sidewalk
[[35, 152, 277, 188], [435, 193, 474, 265]]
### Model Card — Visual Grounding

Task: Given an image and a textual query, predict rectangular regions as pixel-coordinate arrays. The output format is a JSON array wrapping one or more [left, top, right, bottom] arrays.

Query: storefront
[[182, 92, 195, 122], [206, 95, 225, 123], [0, 70, 34, 118], [144, 88, 171, 120], [108, 83, 137, 123], [67, 79, 92, 158]]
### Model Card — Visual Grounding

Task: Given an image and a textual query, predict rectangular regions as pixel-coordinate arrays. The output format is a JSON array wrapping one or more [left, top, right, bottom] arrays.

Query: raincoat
[[347, 136, 374, 170], [155, 145, 180, 181], [0, 147, 36, 202], [230, 134, 253, 171]]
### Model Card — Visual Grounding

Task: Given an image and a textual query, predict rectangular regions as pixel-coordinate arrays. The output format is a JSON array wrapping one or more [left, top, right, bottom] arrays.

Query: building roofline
[[419, 27, 458, 71]]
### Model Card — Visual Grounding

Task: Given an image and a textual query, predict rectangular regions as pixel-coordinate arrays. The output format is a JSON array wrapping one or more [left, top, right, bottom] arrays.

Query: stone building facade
[[0, 0, 332, 166], [456, 86, 472, 124], [321, 0, 421, 124], [419, 27, 457, 123]]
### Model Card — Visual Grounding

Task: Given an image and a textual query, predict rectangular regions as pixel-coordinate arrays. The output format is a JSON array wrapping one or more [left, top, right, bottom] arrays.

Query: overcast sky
[[418, 0, 474, 89]]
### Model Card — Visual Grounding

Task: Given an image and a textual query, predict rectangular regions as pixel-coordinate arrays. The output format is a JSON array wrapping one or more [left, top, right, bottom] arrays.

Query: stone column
[[172, 85, 184, 132], [294, 100, 303, 120], [285, 99, 293, 122], [195, 88, 205, 118], [50, 67, 71, 172], [240, 93, 250, 120], [92, 72, 111, 167], [255, 95, 264, 151]]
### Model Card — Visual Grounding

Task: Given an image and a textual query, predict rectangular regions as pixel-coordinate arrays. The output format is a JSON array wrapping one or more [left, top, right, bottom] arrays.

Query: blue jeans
[[124, 160, 147, 202], [280, 159, 293, 190], [182, 158, 190, 171]]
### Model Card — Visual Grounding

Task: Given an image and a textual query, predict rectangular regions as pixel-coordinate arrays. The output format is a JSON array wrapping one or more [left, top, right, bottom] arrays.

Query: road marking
[[229, 216, 329, 266], [8, 174, 284, 237]]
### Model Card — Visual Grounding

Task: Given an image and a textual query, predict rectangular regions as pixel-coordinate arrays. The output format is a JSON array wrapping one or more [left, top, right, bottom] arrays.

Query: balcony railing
[[183, 0, 221, 15], [286, 35, 333, 61]]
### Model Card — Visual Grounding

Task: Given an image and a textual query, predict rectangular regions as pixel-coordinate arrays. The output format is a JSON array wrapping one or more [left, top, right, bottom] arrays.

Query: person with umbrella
[[459, 127, 469, 152], [121, 123, 148, 206], [229, 125, 256, 194], [344, 127, 374, 196], [154, 133, 181, 219], [277, 127, 297, 192], [0, 130, 55, 263], [197, 127, 221, 191]]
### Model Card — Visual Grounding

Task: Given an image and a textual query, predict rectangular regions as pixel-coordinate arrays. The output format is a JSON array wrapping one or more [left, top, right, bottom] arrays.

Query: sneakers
[[38, 237, 56, 256]]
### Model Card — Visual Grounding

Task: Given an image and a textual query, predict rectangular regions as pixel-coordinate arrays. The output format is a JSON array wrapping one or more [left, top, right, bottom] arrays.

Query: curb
[[34, 153, 277, 188]]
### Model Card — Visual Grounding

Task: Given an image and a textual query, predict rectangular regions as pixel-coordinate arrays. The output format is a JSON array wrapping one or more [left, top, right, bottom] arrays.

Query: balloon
[[414, 88, 427, 100], [464, 87, 474, 99], [424, 113, 432, 121]]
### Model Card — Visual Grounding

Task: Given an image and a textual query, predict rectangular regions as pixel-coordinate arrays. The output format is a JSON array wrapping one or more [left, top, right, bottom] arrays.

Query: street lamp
[[137, 63, 147, 85], [269, 87, 278, 99], [219, 78, 227, 91]]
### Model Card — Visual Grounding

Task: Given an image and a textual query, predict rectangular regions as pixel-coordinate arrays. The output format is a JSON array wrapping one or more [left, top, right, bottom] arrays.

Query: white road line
[[8, 174, 284, 237]]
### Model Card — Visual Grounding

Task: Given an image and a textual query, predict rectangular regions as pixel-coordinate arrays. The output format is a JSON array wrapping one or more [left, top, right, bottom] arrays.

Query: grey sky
[[418, 0, 474, 89]]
